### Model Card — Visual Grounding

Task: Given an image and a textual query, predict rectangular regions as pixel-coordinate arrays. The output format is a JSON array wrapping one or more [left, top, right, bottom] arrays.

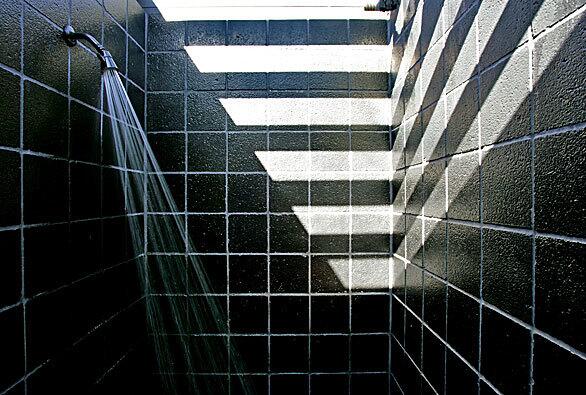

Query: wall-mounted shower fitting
[[62, 25, 118, 71], [364, 0, 400, 11]]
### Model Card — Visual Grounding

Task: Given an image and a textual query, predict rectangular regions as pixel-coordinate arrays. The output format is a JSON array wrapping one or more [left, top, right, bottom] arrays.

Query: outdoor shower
[[60, 24, 254, 395]]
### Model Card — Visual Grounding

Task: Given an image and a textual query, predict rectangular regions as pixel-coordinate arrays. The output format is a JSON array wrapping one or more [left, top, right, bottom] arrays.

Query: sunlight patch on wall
[[255, 151, 392, 181], [221, 98, 392, 126], [329, 257, 392, 290], [185, 45, 391, 73]]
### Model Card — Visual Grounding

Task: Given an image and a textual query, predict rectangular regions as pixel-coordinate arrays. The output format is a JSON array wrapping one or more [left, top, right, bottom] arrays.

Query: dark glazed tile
[[227, 21, 266, 45], [446, 80, 479, 155], [268, 73, 308, 90], [228, 174, 267, 213], [350, 73, 388, 90], [0, 0, 21, 70], [161, 174, 185, 211], [187, 133, 226, 172], [230, 296, 268, 333], [351, 335, 388, 372], [187, 215, 226, 253], [268, 20, 307, 45], [0, 69, 20, 148], [351, 374, 388, 395], [270, 336, 308, 372], [447, 153, 480, 222], [147, 52, 184, 92], [424, 219, 447, 279], [311, 296, 349, 333], [23, 155, 68, 224], [187, 21, 226, 45], [232, 375, 268, 395], [127, 40, 145, 88], [447, 223, 480, 296], [271, 296, 308, 334], [104, 0, 126, 28], [311, 375, 347, 395], [308, 72, 348, 90], [187, 60, 226, 91], [270, 375, 308, 395], [70, 101, 101, 164], [270, 215, 308, 253], [443, 6, 478, 91], [480, 46, 531, 145], [230, 336, 268, 373], [187, 174, 225, 213], [423, 160, 446, 218], [535, 129, 586, 238], [447, 288, 479, 366], [405, 311, 422, 367], [480, 307, 531, 395], [187, 255, 227, 294], [227, 73, 267, 90], [128, 0, 145, 47], [482, 141, 532, 228], [228, 215, 267, 253], [270, 256, 308, 294], [0, 307, 24, 391], [536, 237, 586, 352], [477, 0, 530, 68], [349, 20, 387, 45], [351, 295, 389, 333], [70, 163, 101, 220], [311, 335, 348, 372], [70, 47, 102, 108], [147, 93, 184, 131], [228, 133, 266, 172], [311, 257, 348, 293], [533, 335, 586, 395], [229, 255, 267, 293], [533, 12, 585, 132], [310, 181, 349, 206], [309, 20, 348, 45], [482, 229, 532, 322], [149, 133, 185, 172], [147, 12, 184, 52], [0, 231, 21, 308], [103, 14, 127, 75], [71, 0, 103, 44], [445, 349, 478, 395], [423, 273, 446, 338], [187, 91, 226, 131], [26, 0, 67, 26], [422, 328, 445, 394], [126, 82, 145, 128], [23, 81, 68, 157]]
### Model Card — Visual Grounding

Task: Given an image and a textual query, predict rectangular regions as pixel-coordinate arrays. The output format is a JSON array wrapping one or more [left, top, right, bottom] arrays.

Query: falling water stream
[[102, 69, 253, 395]]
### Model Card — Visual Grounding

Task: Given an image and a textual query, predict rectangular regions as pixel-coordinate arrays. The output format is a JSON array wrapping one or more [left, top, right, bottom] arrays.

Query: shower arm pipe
[[62, 25, 118, 71]]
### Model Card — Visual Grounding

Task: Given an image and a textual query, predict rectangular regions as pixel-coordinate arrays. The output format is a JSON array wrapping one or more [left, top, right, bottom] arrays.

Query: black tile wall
[[0, 0, 147, 393], [146, 13, 392, 395], [390, 0, 586, 394]]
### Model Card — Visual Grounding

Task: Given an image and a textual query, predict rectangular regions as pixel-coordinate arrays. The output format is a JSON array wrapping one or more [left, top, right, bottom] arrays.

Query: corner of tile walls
[[388, 0, 586, 394], [0, 1, 150, 394], [145, 13, 394, 394]]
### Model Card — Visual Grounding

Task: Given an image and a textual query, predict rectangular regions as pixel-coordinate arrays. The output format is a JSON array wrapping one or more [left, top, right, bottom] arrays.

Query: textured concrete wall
[[389, 0, 585, 393], [0, 1, 148, 393], [146, 15, 394, 395]]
